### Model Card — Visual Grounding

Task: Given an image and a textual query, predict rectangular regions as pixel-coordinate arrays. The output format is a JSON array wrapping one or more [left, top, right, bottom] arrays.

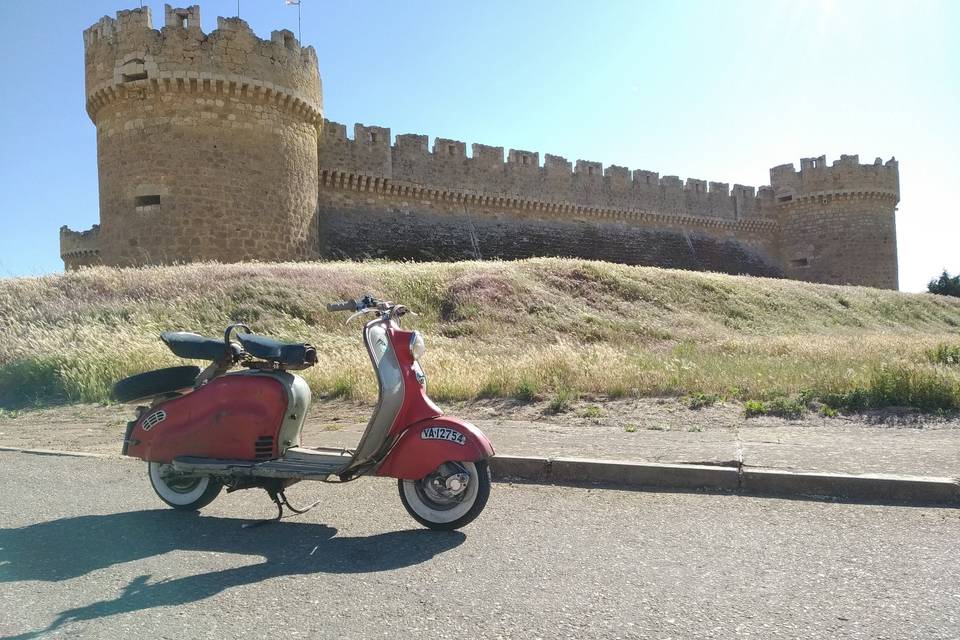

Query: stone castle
[[61, 5, 901, 289]]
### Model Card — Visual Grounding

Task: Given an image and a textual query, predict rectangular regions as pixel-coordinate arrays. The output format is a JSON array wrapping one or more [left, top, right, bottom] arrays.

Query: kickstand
[[241, 489, 321, 529]]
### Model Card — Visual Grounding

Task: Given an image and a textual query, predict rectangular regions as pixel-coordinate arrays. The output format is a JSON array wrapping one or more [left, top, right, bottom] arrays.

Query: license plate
[[420, 427, 466, 445]]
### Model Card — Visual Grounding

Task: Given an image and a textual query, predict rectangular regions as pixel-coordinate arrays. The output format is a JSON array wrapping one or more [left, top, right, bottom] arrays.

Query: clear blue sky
[[0, 0, 956, 291]]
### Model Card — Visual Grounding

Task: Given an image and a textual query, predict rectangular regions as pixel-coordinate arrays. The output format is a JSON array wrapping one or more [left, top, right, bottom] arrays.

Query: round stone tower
[[80, 4, 322, 266], [771, 154, 900, 289]]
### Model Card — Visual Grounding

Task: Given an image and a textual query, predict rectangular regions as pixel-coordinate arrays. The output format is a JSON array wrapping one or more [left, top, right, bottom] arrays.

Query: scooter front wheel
[[148, 462, 222, 510], [398, 460, 491, 531]]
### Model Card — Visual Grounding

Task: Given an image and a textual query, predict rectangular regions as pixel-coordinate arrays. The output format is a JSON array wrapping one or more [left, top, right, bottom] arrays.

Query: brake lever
[[345, 309, 369, 325]]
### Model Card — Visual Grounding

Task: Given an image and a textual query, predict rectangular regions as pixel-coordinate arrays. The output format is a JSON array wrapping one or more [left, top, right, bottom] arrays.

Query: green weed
[[547, 387, 578, 414], [685, 393, 721, 409], [928, 343, 960, 366], [577, 405, 606, 419], [744, 396, 806, 419], [512, 377, 540, 402]]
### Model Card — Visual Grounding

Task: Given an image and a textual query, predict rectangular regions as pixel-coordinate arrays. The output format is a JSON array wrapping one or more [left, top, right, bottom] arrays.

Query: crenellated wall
[[62, 4, 901, 289], [319, 121, 774, 222], [65, 4, 322, 268], [773, 155, 900, 288], [60, 225, 103, 270]]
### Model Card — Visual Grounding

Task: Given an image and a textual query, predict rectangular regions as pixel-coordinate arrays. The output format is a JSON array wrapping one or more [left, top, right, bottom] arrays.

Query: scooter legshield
[[125, 375, 288, 463], [375, 416, 495, 480]]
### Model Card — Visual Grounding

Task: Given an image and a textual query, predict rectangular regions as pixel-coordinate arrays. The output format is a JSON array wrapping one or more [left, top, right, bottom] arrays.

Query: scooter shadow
[[0, 509, 465, 638]]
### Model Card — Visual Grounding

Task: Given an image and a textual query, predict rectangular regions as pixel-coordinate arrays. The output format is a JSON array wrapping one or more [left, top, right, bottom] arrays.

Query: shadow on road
[[0, 509, 465, 639]]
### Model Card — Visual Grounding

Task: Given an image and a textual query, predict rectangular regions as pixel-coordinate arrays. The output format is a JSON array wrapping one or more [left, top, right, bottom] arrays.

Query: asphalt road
[[0, 452, 957, 639]]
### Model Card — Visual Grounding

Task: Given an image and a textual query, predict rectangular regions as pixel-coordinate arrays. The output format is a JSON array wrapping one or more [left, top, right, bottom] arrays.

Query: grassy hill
[[1, 258, 959, 412]]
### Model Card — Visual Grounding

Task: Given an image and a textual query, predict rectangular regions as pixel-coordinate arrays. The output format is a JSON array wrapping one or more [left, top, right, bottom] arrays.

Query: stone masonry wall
[[71, 5, 322, 267], [319, 121, 775, 222], [63, 5, 901, 290], [772, 154, 899, 289], [60, 225, 102, 270], [315, 178, 782, 277], [777, 195, 898, 288]]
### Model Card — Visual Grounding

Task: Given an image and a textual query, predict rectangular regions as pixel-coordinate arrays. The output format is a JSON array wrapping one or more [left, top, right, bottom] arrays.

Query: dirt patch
[[2, 396, 958, 457]]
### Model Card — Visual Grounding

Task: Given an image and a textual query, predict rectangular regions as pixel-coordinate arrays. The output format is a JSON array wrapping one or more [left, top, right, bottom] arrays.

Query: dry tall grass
[[1, 258, 958, 410]]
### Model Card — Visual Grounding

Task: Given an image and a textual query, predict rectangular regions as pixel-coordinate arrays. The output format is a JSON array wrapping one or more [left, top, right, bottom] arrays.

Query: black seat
[[238, 333, 317, 365], [112, 365, 201, 403], [161, 331, 230, 361]]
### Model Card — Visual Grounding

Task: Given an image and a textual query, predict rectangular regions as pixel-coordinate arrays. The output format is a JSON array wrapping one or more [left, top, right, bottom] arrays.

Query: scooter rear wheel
[[148, 462, 222, 510], [399, 460, 491, 531]]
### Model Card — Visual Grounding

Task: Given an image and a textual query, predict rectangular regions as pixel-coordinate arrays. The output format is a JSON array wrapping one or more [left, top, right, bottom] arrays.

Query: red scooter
[[114, 295, 494, 530]]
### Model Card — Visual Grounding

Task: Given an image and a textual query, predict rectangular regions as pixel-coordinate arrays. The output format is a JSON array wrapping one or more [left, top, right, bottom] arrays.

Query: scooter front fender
[[375, 417, 495, 480]]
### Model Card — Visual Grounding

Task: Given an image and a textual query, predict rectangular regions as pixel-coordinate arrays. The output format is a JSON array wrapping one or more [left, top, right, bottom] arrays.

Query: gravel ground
[[1, 451, 958, 639], [2, 398, 958, 476]]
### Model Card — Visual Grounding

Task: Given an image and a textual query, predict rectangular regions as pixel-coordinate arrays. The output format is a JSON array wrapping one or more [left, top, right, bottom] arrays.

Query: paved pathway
[[1, 452, 958, 639]]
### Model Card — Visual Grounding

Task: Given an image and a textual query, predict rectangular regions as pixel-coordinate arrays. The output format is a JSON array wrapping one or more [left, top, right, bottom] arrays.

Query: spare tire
[[112, 366, 201, 404]]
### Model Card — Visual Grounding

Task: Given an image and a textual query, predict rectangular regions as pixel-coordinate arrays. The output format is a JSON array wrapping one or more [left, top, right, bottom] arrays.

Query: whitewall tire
[[148, 462, 222, 510], [399, 460, 491, 531]]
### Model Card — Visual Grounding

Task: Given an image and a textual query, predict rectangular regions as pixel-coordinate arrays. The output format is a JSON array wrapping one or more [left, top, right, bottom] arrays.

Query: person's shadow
[[0, 509, 465, 639]]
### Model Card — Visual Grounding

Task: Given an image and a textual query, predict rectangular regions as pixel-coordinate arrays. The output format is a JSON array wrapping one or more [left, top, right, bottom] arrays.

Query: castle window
[[368, 132, 378, 144], [135, 195, 161, 208], [447, 144, 456, 156], [122, 70, 148, 82], [790, 258, 810, 268], [777, 195, 793, 203], [121, 58, 148, 83], [588, 166, 596, 176], [521, 155, 530, 166]]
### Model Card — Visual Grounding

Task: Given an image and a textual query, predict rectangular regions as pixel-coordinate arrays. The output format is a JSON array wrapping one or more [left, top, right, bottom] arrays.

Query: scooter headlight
[[409, 331, 426, 361]]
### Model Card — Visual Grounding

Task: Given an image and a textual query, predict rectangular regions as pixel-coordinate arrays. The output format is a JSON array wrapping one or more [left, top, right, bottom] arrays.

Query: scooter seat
[[160, 331, 230, 361], [238, 333, 317, 366]]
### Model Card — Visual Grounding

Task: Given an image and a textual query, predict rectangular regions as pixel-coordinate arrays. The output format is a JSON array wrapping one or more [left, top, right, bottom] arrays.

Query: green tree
[[928, 270, 960, 297]]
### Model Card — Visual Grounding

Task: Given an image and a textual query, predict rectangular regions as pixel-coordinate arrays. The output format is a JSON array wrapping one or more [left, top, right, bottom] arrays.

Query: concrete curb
[[491, 456, 740, 491], [491, 455, 960, 506], [2, 448, 956, 506], [740, 468, 960, 504], [0, 446, 112, 459]]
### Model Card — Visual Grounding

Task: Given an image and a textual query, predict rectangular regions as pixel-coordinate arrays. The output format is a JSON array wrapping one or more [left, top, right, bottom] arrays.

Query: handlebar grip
[[326, 300, 357, 312]]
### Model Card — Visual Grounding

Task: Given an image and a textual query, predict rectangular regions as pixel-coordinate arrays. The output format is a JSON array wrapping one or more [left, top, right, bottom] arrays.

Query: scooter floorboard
[[172, 447, 353, 480]]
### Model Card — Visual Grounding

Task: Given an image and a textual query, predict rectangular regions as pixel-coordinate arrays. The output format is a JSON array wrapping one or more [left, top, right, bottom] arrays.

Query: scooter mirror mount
[[224, 323, 251, 345]]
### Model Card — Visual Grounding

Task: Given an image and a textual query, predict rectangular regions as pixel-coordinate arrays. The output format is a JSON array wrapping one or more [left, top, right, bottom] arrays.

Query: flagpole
[[285, 0, 302, 42]]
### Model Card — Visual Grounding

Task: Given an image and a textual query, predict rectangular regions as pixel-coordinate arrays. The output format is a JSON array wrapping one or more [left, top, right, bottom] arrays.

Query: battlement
[[83, 4, 321, 121], [769, 154, 899, 202], [319, 120, 775, 221], [59, 225, 101, 260]]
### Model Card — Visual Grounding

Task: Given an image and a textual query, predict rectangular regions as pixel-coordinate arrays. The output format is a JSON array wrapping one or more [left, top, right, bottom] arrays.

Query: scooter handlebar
[[326, 299, 358, 312], [326, 294, 386, 315]]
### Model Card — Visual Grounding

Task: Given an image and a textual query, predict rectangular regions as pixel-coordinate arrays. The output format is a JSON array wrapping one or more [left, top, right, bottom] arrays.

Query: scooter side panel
[[125, 375, 287, 464], [374, 416, 495, 480]]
